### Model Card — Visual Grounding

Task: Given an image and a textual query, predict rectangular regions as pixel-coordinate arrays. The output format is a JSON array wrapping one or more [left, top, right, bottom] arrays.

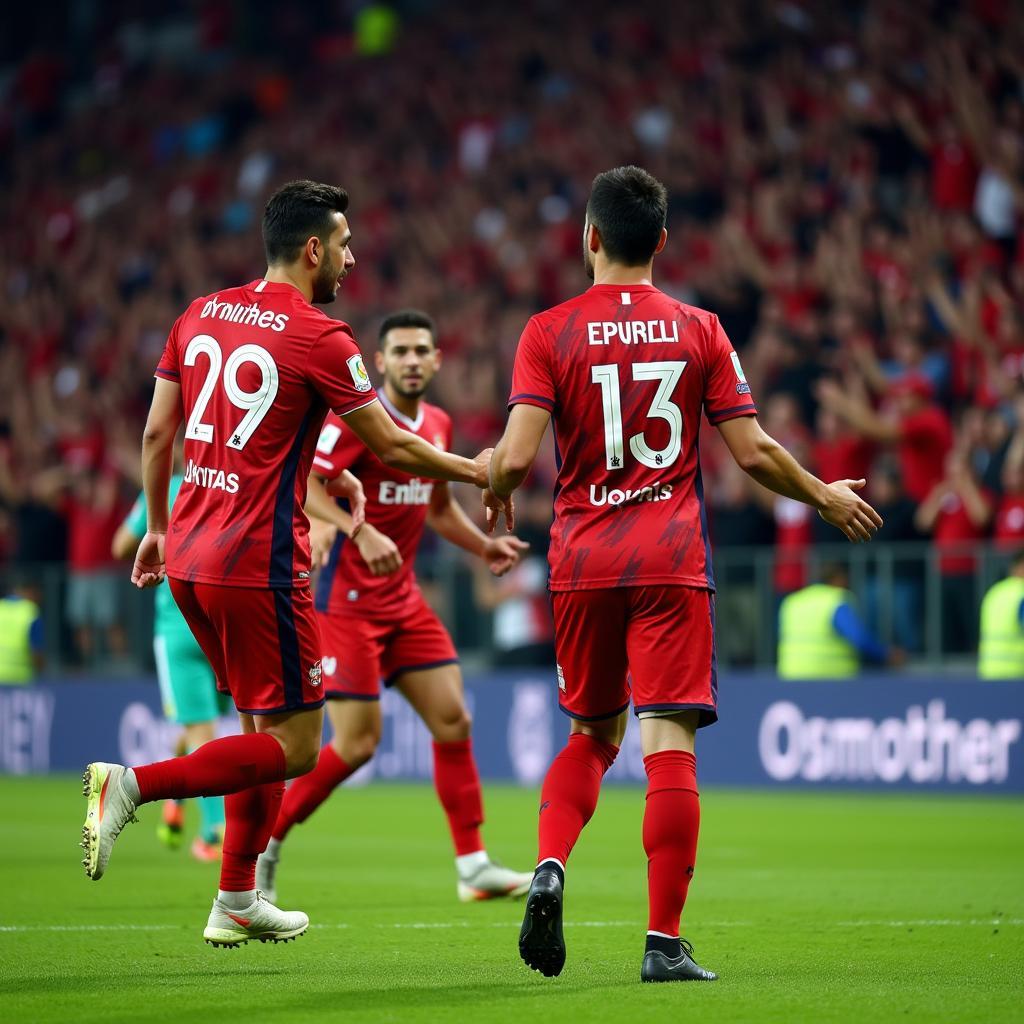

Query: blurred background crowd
[[1, 0, 1022, 672]]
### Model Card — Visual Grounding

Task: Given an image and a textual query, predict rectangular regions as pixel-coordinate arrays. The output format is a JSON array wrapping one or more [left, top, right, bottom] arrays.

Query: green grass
[[0, 778, 1021, 1023]]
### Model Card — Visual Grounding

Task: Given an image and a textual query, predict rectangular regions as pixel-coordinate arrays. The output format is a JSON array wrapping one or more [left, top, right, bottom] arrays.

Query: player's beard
[[312, 256, 340, 304], [388, 373, 427, 399]]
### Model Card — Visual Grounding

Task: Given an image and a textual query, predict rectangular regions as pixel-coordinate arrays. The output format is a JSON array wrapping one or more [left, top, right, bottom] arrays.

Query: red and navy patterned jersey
[[509, 283, 756, 592], [312, 395, 453, 619], [155, 279, 378, 588]]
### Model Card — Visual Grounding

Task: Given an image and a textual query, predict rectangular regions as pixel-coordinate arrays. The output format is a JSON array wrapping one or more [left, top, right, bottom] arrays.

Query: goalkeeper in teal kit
[[113, 468, 230, 861]]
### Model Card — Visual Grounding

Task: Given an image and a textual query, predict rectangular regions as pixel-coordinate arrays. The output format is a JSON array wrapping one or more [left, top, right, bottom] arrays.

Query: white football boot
[[81, 762, 139, 881], [255, 849, 279, 905], [457, 859, 533, 902], [203, 891, 308, 947]]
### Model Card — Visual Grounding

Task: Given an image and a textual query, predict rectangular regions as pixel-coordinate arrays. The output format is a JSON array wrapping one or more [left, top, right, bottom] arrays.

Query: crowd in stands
[[0, 0, 1022, 662]]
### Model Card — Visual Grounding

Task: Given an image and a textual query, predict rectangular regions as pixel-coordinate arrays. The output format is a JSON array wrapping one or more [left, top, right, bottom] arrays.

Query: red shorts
[[319, 591, 458, 700], [551, 585, 717, 727], [168, 579, 326, 716]]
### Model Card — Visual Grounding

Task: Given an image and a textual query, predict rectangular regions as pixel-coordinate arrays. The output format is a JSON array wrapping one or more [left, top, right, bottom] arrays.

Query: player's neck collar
[[379, 389, 424, 432]]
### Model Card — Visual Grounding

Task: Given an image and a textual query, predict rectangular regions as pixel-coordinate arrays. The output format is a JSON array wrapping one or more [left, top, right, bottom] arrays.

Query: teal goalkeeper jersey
[[126, 476, 191, 638]]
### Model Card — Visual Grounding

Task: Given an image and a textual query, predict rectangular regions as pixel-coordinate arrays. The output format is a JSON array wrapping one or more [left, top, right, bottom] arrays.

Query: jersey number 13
[[591, 360, 687, 471]]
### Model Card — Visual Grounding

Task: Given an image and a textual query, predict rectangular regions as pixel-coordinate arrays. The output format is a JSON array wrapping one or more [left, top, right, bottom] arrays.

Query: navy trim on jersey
[[557, 700, 630, 722], [273, 588, 305, 708], [709, 594, 719, 707], [633, 701, 719, 728], [270, 408, 315, 588], [693, 431, 716, 591], [706, 402, 757, 424], [508, 392, 555, 410], [314, 503, 349, 612], [383, 657, 460, 688], [155, 368, 180, 380]]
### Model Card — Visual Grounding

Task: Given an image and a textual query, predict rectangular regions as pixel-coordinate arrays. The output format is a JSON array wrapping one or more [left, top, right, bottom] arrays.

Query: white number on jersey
[[590, 360, 688, 471], [183, 335, 280, 450]]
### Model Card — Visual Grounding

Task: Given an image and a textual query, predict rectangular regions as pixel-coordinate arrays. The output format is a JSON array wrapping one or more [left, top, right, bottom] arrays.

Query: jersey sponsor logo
[[308, 660, 323, 688], [379, 479, 434, 505], [586, 320, 681, 346], [347, 354, 373, 392], [182, 459, 240, 494], [199, 298, 289, 333], [589, 481, 673, 507]]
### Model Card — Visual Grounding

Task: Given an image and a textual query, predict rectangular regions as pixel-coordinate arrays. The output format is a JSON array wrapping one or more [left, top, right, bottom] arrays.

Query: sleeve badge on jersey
[[731, 351, 752, 395], [347, 353, 373, 393]]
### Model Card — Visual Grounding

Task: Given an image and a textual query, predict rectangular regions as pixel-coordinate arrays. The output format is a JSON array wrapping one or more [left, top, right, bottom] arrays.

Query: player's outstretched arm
[[133, 378, 183, 588], [486, 404, 551, 533], [426, 482, 528, 576], [716, 415, 883, 543], [341, 401, 490, 487]]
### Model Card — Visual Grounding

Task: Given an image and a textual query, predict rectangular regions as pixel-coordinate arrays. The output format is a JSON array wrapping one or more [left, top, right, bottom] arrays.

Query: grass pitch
[[0, 778, 1020, 1024]]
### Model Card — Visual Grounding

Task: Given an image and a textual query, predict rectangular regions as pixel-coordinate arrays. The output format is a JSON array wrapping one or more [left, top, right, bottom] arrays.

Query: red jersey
[[509, 284, 756, 591], [155, 279, 378, 588], [897, 406, 953, 503], [312, 394, 452, 619], [994, 494, 1024, 551], [933, 487, 994, 575]]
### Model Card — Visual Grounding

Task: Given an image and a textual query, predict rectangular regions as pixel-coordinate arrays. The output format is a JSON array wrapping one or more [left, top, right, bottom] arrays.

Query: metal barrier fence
[[1, 541, 1017, 675]]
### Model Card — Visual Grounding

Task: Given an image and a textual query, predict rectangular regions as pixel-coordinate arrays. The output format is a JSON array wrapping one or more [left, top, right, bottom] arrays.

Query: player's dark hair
[[378, 309, 437, 349], [586, 166, 668, 266], [262, 180, 349, 265]]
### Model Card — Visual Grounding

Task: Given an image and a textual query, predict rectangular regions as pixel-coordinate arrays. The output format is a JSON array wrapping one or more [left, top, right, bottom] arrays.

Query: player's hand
[[482, 487, 515, 533], [309, 517, 338, 568], [483, 535, 529, 577], [131, 531, 166, 589], [471, 448, 493, 489], [354, 524, 403, 576], [327, 469, 366, 532], [818, 479, 883, 543]]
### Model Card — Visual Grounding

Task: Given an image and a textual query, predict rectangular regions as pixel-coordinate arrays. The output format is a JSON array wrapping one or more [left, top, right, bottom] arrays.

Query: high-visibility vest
[[777, 584, 858, 680], [978, 576, 1024, 680], [0, 596, 39, 684]]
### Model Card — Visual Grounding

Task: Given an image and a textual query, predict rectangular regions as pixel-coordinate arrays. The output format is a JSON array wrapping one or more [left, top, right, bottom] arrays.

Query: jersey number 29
[[591, 361, 687, 471], [183, 335, 279, 450]]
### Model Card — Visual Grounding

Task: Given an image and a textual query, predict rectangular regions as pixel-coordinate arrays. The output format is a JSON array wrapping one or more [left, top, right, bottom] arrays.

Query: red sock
[[271, 745, 353, 842], [432, 739, 485, 856], [643, 750, 700, 936], [220, 780, 285, 892], [537, 733, 618, 866], [134, 733, 285, 802]]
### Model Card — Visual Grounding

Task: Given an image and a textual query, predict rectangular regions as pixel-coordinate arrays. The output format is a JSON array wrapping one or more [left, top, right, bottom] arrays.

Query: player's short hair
[[586, 166, 668, 266], [378, 309, 437, 349], [262, 180, 349, 265]]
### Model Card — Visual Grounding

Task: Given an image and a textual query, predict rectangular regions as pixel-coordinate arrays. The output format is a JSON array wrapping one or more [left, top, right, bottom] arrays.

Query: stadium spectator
[[915, 449, 995, 655]]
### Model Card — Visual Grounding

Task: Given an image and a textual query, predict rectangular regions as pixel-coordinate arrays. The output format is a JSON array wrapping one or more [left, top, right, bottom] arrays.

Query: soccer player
[[80, 180, 503, 948], [485, 166, 882, 983], [257, 309, 533, 903]]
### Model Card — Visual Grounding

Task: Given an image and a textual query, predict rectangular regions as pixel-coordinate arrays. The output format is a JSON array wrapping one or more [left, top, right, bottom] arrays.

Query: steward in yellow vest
[[978, 551, 1024, 680], [0, 587, 44, 684], [778, 564, 896, 680]]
